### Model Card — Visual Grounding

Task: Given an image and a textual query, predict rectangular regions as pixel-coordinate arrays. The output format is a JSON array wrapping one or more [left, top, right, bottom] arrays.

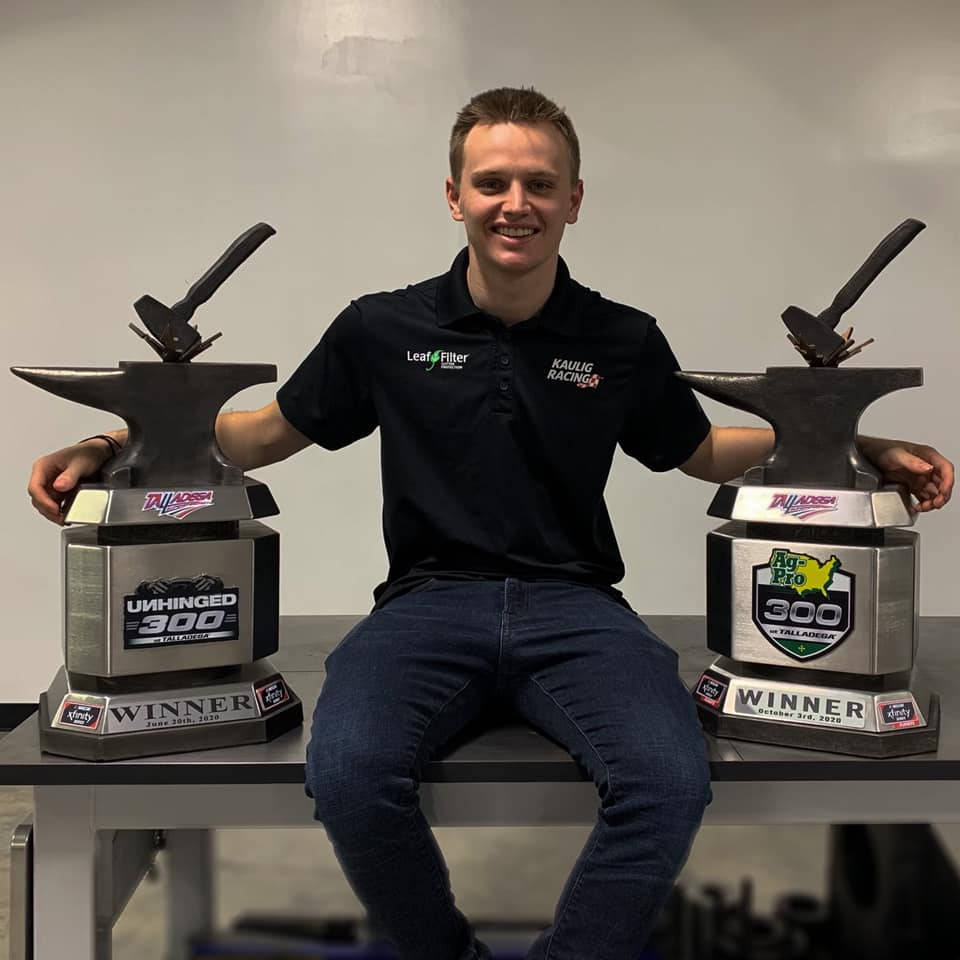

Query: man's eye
[[531, 181, 553, 190], [479, 180, 502, 190]]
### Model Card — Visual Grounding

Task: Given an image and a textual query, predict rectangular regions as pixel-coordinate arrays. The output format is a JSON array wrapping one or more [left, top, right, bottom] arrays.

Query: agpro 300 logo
[[143, 490, 214, 520], [768, 493, 838, 521], [406, 349, 469, 371]]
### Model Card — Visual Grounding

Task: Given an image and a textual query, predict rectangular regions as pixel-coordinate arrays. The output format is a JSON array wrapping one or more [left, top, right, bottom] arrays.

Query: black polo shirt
[[277, 247, 711, 610]]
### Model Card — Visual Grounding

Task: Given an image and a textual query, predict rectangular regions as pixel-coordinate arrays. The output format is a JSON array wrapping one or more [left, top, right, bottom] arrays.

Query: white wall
[[2, 0, 958, 702]]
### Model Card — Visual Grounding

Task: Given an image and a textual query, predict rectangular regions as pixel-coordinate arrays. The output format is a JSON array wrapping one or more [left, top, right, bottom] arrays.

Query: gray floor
[[0, 780, 833, 958]]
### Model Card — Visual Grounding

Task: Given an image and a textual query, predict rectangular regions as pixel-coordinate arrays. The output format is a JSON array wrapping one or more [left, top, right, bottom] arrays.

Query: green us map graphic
[[769, 549, 839, 596]]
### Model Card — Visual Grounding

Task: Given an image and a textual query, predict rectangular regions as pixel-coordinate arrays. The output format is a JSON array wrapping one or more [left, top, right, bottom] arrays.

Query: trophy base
[[39, 660, 303, 762], [694, 658, 939, 757]]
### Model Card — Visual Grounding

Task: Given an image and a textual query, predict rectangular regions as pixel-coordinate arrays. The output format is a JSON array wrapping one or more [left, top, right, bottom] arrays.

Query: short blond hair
[[449, 86, 580, 186]]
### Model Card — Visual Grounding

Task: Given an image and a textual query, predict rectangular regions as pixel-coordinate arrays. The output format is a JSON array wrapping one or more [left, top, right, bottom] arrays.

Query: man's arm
[[28, 401, 310, 524], [680, 425, 954, 513], [214, 401, 311, 470], [678, 426, 772, 485]]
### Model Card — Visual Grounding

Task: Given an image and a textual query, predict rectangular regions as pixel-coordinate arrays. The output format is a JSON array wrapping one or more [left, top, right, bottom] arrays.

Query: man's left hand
[[862, 439, 954, 513]]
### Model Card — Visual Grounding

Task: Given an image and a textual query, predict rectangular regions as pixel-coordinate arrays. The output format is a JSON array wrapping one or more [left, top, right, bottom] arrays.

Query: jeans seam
[[409, 674, 482, 921], [497, 579, 508, 685], [545, 827, 602, 960], [527, 674, 617, 802], [526, 675, 617, 960]]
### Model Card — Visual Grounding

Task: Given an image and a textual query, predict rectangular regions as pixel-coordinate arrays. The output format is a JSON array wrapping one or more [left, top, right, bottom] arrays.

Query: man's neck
[[465, 247, 558, 327]]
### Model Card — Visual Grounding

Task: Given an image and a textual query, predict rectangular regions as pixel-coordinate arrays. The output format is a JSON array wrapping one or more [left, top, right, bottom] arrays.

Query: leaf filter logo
[[406, 348, 469, 371]]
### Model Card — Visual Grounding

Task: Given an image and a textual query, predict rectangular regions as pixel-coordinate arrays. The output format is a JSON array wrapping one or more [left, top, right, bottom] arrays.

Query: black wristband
[[79, 434, 121, 456]]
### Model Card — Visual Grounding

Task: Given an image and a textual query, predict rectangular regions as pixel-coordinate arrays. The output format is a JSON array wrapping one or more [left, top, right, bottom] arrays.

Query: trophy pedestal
[[694, 657, 939, 757], [62, 518, 280, 676], [40, 660, 303, 761], [41, 479, 304, 761], [706, 520, 917, 674]]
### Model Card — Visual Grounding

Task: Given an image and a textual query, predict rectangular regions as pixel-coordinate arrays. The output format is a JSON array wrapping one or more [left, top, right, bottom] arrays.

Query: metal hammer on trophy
[[681, 219, 937, 757], [13, 223, 303, 761]]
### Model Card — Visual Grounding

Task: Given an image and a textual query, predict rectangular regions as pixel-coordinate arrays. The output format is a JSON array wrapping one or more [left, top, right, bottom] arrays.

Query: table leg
[[164, 829, 214, 960], [33, 785, 98, 960]]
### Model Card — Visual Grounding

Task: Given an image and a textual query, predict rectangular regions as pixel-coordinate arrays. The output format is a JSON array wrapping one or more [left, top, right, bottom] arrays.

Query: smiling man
[[29, 87, 954, 960], [447, 119, 583, 326]]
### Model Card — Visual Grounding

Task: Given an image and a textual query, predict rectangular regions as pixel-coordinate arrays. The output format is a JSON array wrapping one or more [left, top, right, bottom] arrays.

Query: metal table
[[2, 614, 960, 960]]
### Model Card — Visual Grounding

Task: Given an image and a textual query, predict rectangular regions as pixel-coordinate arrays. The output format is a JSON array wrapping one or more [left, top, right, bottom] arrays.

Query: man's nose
[[503, 182, 530, 213]]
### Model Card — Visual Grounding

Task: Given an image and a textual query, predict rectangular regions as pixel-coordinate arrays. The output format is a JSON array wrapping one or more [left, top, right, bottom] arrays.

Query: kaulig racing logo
[[547, 357, 602, 389], [407, 348, 469, 371]]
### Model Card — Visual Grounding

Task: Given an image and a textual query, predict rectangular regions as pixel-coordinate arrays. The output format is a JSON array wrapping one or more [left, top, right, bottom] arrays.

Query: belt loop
[[503, 577, 516, 616], [504, 577, 528, 617]]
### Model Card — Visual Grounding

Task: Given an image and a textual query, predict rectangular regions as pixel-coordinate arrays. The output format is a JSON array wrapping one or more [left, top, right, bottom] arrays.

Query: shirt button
[[499, 380, 509, 392], [499, 354, 510, 368]]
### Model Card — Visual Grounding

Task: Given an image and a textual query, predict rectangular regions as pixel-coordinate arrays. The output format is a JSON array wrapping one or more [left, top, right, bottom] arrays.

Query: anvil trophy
[[13, 223, 303, 761], [681, 218, 938, 757]]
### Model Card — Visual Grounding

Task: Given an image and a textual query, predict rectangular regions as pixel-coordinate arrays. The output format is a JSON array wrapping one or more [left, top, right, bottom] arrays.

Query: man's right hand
[[28, 403, 310, 526], [28, 440, 115, 525]]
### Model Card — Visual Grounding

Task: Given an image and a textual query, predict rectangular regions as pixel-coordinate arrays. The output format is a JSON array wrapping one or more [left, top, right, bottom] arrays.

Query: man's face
[[446, 121, 583, 275]]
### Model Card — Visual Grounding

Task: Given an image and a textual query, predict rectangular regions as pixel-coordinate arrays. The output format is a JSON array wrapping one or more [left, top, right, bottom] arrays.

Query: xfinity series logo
[[407, 349, 469, 371], [58, 701, 102, 731], [143, 490, 215, 520], [768, 492, 838, 520], [878, 698, 920, 729], [255, 678, 291, 712], [547, 357, 602, 389]]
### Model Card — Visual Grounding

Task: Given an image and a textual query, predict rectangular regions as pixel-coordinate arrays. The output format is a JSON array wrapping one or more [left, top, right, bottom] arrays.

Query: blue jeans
[[305, 578, 712, 960]]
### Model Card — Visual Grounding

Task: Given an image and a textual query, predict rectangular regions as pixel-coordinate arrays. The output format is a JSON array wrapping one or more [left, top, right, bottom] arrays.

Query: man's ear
[[566, 179, 584, 225], [445, 177, 464, 222]]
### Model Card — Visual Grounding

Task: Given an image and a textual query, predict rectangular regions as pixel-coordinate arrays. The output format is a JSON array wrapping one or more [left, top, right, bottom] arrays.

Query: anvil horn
[[11, 367, 128, 414], [675, 372, 773, 423]]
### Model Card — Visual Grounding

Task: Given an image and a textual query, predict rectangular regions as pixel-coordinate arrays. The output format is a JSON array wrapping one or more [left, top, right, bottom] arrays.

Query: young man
[[29, 88, 953, 960]]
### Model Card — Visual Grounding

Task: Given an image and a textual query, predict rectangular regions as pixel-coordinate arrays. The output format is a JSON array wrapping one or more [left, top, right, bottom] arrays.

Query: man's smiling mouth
[[493, 226, 538, 238]]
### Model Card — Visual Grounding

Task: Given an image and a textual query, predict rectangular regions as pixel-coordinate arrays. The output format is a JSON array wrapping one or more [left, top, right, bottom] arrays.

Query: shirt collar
[[436, 246, 577, 333]]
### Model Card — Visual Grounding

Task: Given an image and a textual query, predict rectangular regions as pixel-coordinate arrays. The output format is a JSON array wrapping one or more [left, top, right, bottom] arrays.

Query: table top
[[1, 615, 958, 786]]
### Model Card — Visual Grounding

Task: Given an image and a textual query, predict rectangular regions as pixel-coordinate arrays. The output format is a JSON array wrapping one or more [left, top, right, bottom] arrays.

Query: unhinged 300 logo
[[124, 575, 239, 649], [752, 548, 855, 661]]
